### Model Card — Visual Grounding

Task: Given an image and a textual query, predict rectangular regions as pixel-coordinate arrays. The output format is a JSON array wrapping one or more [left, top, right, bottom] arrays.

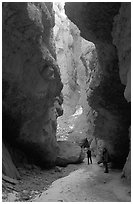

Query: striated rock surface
[[2, 142, 20, 179], [65, 2, 131, 176], [56, 141, 85, 167], [2, 2, 63, 170]]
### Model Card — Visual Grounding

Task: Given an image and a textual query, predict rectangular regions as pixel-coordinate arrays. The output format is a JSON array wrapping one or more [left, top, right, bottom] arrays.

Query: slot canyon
[[2, 2, 131, 202]]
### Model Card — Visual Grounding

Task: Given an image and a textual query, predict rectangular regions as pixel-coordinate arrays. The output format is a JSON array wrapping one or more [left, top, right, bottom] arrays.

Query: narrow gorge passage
[[2, 2, 131, 202]]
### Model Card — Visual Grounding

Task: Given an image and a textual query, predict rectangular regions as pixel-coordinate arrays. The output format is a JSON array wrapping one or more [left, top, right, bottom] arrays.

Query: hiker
[[102, 148, 109, 173], [81, 138, 89, 148], [87, 146, 92, 165], [81, 138, 92, 164]]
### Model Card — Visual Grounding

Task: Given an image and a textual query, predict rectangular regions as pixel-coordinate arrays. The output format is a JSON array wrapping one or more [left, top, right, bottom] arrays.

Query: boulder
[[78, 148, 86, 163], [56, 141, 85, 166]]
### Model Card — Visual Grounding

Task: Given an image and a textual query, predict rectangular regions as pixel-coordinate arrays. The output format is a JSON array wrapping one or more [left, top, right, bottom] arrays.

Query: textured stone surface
[[2, 2, 63, 168], [54, 3, 81, 117], [65, 2, 131, 172], [56, 141, 85, 166], [121, 126, 131, 183], [54, 3, 95, 143], [122, 151, 131, 183], [112, 3, 131, 176], [2, 142, 20, 179], [112, 3, 131, 102], [65, 3, 121, 44]]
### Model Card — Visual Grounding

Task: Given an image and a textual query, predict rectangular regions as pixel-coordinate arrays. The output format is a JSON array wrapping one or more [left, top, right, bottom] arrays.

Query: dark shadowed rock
[[2, 2, 63, 169], [65, 2, 131, 176], [2, 142, 20, 179]]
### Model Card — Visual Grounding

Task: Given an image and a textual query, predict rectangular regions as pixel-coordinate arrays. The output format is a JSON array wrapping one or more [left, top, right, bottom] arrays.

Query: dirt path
[[33, 158, 130, 202]]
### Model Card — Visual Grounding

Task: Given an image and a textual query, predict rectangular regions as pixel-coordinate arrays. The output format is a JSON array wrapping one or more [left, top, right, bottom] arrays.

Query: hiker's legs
[[104, 162, 108, 173], [90, 156, 92, 164], [87, 155, 89, 165]]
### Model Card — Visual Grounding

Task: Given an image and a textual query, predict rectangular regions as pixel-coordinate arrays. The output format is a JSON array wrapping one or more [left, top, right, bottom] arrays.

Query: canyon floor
[[3, 157, 130, 202], [33, 158, 131, 202]]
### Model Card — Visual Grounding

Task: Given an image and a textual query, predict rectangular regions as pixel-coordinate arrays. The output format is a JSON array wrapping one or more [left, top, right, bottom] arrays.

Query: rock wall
[[112, 3, 131, 182], [54, 3, 96, 142], [112, 3, 131, 102], [2, 2, 63, 172], [65, 2, 131, 176], [80, 41, 98, 138], [2, 142, 20, 179], [54, 3, 81, 117]]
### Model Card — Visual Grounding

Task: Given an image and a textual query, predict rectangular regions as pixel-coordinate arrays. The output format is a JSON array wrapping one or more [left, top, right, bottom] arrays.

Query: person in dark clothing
[[81, 138, 92, 165], [87, 147, 92, 165], [102, 148, 109, 173], [81, 138, 89, 148]]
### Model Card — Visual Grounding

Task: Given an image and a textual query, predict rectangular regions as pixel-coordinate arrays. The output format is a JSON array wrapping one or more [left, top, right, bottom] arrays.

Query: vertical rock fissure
[[53, 3, 96, 145]]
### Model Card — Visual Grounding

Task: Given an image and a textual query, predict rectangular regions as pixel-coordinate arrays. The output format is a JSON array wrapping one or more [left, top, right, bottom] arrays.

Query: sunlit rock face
[[65, 2, 131, 172], [3, 2, 63, 169], [54, 3, 81, 117], [54, 3, 96, 142]]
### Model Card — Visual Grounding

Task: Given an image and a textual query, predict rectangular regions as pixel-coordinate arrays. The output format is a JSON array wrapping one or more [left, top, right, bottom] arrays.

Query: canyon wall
[[2, 2, 63, 175], [54, 3, 96, 142], [112, 3, 131, 181], [65, 2, 131, 179], [54, 3, 81, 117]]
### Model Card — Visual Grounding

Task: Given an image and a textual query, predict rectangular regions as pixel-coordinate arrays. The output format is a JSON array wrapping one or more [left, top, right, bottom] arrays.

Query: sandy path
[[33, 158, 130, 202]]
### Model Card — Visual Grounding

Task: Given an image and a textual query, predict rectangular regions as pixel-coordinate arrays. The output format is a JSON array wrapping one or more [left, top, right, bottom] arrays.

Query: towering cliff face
[[65, 2, 131, 175], [112, 3, 131, 102], [2, 2, 63, 171], [112, 3, 131, 181]]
